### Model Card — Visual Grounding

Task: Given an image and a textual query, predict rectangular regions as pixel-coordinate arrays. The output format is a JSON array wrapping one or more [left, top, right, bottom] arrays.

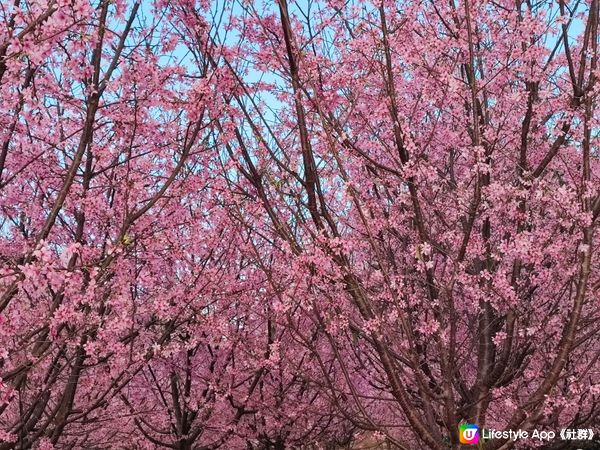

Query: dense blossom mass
[[0, 0, 599, 449]]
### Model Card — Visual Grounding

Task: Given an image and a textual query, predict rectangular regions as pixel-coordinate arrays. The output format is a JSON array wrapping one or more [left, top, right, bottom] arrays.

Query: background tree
[[1, 0, 600, 449]]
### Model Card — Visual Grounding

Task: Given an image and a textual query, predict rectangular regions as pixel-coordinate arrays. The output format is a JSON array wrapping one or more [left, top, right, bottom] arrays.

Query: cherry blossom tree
[[211, 0, 600, 448], [1, 0, 600, 449]]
